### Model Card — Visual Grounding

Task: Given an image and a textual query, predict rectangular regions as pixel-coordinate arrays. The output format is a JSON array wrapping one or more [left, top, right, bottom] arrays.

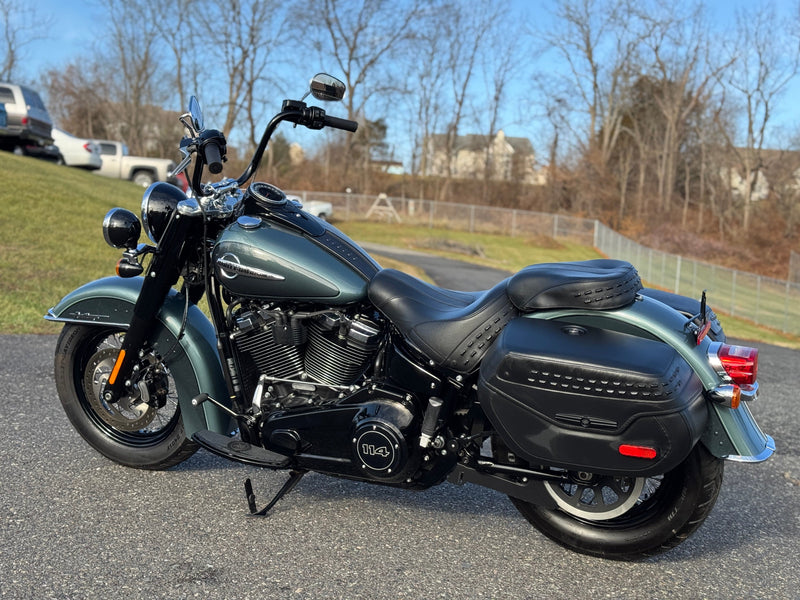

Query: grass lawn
[[1, 152, 143, 334], [2, 150, 797, 348]]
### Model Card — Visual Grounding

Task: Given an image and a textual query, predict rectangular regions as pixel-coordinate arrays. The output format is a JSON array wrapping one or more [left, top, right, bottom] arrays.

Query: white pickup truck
[[93, 139, 178, 187], [286, 194, 334, 220]]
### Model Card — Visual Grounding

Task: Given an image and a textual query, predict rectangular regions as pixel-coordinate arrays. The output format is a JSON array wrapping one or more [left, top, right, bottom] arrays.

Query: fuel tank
[[212, 200, 379, 304]]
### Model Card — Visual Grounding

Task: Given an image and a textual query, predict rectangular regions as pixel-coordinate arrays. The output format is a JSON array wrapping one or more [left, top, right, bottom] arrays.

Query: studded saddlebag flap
[[477, 317, 708, 477]]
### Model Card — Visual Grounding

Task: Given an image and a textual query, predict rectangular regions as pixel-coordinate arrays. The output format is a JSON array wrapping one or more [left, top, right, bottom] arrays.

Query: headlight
[[141, 181, 186, 244], [103, 208, 141, 249]]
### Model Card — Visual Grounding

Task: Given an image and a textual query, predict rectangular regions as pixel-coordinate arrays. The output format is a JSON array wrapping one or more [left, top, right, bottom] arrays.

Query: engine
[[227, 300, 427, 482], [228, 300, 384, 410]]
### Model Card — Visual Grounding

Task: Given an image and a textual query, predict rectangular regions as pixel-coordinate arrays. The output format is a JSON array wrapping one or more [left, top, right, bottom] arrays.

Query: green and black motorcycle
[[47, 74, 773, 560]]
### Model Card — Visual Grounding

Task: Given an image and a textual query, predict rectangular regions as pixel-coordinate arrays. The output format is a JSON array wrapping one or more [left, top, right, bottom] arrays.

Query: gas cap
[[237, 215, 261, 229]]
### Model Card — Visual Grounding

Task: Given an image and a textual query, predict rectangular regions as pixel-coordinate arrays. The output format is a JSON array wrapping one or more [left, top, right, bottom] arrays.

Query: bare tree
[[478, 11, 523, 202], [197, 0, 285, 149], [641, 1, 723, 214], [0, 0, 52, 81], [435, 0, 501, 202], [294, 0, 423, 191], [716, 2, 799, 230], [615, 81, 661, 219], [95, 0, 172, 155], [152, 0, 203, 113], [44, 60, 114, 138], [539, 0, 643, 171], [401, 1, 454, 199], [297, 0, 422, 123]]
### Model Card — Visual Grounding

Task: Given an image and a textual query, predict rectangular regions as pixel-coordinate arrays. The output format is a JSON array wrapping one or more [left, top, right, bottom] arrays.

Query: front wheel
[[54, 324, 198, 469], [512, 444, 724, 560]]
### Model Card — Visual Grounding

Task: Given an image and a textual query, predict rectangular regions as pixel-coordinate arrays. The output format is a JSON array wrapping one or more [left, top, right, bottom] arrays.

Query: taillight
[[82, 142, 92, 153], [716, 343, 758, 385]]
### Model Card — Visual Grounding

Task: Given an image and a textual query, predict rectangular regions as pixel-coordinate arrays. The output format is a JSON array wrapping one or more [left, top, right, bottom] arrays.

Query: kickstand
[[244, 470, 306, 517]]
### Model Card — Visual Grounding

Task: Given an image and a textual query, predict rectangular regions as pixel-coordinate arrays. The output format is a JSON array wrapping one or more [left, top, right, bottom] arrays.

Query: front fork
[[103, 212, 193, 404]]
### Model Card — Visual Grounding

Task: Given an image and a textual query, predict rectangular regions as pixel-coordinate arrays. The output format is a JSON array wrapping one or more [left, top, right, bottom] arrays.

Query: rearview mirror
[[309, 73, 346, 102], [188, 96, 204, 132]]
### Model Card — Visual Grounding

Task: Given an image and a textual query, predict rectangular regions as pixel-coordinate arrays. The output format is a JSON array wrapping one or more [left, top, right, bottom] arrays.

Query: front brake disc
[[83, 347, 156, 432]]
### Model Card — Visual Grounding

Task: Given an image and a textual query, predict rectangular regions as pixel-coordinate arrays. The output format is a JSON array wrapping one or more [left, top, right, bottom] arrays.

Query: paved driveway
[[1, 249, 797, 599]]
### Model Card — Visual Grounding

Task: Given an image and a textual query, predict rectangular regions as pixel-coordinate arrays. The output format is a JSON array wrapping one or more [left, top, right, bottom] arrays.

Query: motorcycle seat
[[368, 269, 518, 373], [506, 259, 641, 312], [368, 260, 641, 373]]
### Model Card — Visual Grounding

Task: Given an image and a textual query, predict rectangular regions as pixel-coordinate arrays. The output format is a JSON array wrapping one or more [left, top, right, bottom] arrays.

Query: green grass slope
[[2, 151, 796, 347], [1, 152, 143, 333]]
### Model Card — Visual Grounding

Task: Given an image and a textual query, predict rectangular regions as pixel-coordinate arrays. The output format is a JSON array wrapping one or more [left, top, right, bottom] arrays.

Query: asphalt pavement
[[1, 250, 798, 599]]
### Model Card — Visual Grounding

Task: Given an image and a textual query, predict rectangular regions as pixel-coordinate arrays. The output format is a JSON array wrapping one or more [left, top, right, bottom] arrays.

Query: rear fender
[[525, 293, 774, 462], [46, 276, 232, 437]]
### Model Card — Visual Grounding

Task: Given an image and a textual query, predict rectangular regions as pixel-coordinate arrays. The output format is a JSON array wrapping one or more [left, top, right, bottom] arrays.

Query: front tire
[[512, 444, 724, 560], [54, 324, 198, 470]]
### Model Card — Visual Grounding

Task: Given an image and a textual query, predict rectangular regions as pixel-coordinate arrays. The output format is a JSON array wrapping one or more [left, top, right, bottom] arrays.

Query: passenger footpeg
[[244, 470, 306, 517]]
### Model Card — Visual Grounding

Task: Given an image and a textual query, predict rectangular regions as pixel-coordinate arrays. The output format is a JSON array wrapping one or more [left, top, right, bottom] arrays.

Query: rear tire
[[132, 170, 155, 187], [54, 324, 198, 470], [512, 444, 724, 560]]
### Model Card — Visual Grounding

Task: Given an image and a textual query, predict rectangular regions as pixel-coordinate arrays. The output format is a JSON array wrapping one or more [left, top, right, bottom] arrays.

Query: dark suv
[[0, 82, 58, 159]]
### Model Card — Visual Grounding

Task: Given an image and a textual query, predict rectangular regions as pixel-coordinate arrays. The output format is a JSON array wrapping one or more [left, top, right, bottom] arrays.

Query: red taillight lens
[[82, 142, 92, 153], [717, 344, 758, 385]]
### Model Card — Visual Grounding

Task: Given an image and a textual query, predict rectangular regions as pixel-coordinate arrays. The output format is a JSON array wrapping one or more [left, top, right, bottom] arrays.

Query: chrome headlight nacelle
[[141, 181, 187, 244]]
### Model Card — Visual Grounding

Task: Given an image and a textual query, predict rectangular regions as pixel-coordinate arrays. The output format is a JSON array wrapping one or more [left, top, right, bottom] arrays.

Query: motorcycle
[[47, 74, 774, 560]]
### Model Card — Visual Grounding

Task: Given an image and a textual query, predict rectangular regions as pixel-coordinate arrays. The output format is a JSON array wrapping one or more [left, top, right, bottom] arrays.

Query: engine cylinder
[[304, 316, 381, 386], [231, 314, 304, 403]]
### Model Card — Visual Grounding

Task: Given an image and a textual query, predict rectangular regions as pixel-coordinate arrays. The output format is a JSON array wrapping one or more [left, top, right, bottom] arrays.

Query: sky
[[15, 0, 800, 157], [29, 0, 101, 72], [25, 0, 779, 74]]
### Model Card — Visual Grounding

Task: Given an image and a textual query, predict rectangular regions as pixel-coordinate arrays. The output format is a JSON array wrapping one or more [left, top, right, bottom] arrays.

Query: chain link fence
[[289, 190, 800, 335], [595, 224, 800, 335]]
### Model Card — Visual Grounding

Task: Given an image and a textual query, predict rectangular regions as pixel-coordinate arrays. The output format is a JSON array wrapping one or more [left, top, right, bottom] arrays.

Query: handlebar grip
[[203, 141, 223, 174], [323, 115, 358, 132]]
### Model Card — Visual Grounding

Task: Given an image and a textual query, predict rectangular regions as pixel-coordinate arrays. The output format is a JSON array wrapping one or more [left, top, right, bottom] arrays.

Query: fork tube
[[103, 212, 193, 403]]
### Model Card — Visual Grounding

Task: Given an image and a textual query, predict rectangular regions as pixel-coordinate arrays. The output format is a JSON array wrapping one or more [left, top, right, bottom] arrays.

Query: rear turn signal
[[716, 344, 758, 385], [618, 444, 657, 459]]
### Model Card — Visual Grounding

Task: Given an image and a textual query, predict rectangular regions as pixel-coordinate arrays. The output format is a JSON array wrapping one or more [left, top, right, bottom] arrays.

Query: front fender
[[46, 276, 232, 437]]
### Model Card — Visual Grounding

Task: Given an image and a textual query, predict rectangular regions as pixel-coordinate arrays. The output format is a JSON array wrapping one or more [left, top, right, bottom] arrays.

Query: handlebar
[[183, 99, 357, 195], [234, 103, 358, 187]]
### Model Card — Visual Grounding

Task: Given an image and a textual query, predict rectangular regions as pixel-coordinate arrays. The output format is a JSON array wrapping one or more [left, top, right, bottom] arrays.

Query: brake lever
[[170, 151, 193, 178], [170, 137, 196, 179]]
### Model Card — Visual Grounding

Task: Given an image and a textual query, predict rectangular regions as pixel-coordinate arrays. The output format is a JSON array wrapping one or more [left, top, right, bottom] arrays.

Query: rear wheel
[[54, 324, 198, 469], [512, 444, 724, 560]]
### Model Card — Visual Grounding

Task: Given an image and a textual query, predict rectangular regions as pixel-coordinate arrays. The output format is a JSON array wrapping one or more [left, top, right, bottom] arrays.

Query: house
[[422, 130, 545, 185], [721, 147, 800, 202], [371, 159, 405, 175]]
